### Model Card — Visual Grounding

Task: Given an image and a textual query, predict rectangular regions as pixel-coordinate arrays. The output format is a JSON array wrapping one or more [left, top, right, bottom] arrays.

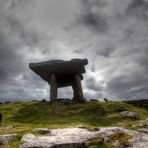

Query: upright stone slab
[[0, 113, 2, 122], [50, 73, 57, 102], [72, 75, 84, 103], [29, 59, 88, 103]]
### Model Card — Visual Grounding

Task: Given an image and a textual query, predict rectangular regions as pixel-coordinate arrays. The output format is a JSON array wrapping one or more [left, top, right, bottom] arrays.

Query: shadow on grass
[[10, 101, 128, 127]]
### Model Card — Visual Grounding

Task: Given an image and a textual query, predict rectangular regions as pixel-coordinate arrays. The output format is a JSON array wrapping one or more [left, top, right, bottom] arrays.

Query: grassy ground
[[0, 101, 148, 147]]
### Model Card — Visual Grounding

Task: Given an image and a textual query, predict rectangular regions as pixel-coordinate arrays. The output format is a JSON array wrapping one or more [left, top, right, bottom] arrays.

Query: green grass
[[0, 101, 148, 147]]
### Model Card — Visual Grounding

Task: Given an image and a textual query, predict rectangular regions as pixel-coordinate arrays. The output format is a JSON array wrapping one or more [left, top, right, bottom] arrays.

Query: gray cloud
[[0, 0, 148, 102], [86, 77, 103, 91], [126, 0, 148, 18], [76, 0, 108, 33], [96, 47, 115, 57]]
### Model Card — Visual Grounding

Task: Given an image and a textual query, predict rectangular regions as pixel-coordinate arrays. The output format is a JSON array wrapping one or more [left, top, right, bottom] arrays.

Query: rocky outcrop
[[96, 127, 148, 148], [0, 134, 17, 144], [19, 127, 148, 148], [20, 127, 99, 148], [128, 131, 148, 148], [138, 128, 148, 133], [120, 111, 139, 119]]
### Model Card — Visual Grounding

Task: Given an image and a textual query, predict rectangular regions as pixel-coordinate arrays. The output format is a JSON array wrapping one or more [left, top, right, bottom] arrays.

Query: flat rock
[[19, 127, 99, 148], [19, 127, 148, 148], [29, 59, 88, 86], [120, 111, 139, 119], [33, 128, 50, 134], [97, 127, 133, 143], [93, 127, 148, 148], [129, 132, 148, 148], [0, 134, 17, 144]]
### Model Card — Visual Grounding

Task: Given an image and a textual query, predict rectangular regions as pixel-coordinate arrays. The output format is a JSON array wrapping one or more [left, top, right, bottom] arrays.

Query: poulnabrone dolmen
[[29, 59, 88, 103]]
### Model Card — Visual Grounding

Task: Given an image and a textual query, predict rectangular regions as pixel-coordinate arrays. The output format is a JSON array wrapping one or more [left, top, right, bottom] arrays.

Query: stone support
[[50, 73, 57, 102], [72, 75, 85, 103]]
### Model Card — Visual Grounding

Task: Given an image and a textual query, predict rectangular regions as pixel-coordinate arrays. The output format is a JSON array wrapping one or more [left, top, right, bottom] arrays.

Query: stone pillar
[[50, 73, 57, 102], [72, 84, 77, 102], [0, 113, 2, 122], [72, 74, 85, 103]]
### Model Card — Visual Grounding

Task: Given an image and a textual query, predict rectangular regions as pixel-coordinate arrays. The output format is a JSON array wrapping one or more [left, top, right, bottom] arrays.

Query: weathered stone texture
[[19, 127, 99, 148], [29, 59, 88, 102], [19, 127, 148, 148], [72, 75, 84, 103], [0, 134, 17, 144], [50, 73, 57, 102], [120, 111, 139, 119]]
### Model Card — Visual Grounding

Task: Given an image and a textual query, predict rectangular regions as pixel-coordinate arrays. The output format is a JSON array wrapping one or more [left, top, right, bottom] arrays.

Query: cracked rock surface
[[19, 127, 99, 148], [19, 127, 148, 148]]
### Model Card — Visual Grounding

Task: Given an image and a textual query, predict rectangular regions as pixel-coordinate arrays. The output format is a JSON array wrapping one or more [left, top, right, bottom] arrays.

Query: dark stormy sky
[[0, 0, 148, 102]]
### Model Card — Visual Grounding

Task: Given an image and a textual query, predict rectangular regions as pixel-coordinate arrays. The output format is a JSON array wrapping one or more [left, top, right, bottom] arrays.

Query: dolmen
[[29, 59, 88, 103]]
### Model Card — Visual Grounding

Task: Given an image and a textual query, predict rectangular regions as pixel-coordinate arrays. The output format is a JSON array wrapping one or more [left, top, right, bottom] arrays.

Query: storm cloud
[[0, 0, 148, 102]]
